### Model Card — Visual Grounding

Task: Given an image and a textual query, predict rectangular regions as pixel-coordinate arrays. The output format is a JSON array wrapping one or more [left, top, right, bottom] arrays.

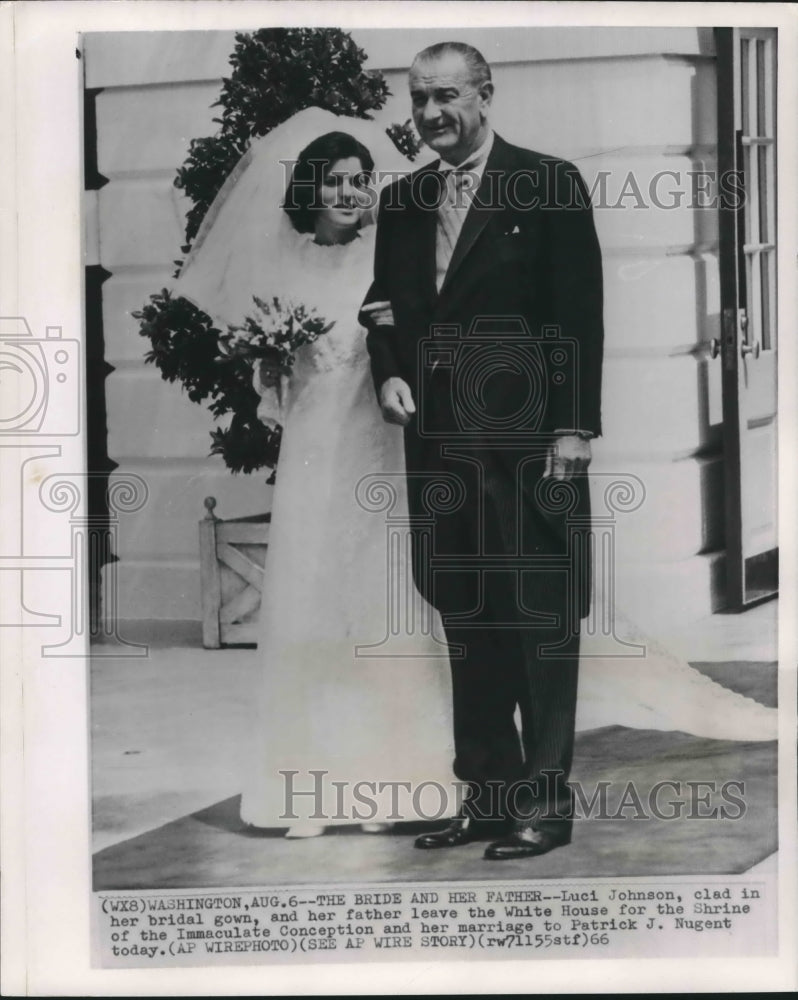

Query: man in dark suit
[[359, 41, 603, 860]]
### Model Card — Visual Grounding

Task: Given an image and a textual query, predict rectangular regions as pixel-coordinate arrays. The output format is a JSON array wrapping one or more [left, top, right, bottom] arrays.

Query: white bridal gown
[[239, 228, 459, 829]]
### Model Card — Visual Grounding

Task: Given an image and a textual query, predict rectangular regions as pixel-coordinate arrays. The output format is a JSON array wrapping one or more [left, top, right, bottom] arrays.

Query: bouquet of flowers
[[219, 296, 335, 378]]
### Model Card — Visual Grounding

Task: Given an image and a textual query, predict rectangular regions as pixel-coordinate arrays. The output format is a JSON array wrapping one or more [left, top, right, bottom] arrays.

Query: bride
[[174, 106, 776, 842], [174, 108, 460, 837]]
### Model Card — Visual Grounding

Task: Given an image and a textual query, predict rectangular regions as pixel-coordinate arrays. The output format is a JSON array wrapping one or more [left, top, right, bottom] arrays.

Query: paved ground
[[91, 600, 778, 859], [94, 720, 778, 889]]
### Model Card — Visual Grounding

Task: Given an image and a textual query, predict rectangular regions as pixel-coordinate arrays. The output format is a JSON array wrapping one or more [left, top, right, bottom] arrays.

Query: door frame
[[715, 26, 778, 611]]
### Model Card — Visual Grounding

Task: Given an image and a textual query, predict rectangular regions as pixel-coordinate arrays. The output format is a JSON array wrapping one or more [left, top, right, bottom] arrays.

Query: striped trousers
[[435, 479, 580, 825]]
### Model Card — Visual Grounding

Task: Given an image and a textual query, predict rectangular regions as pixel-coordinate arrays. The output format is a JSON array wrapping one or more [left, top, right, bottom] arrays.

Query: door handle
[[709, 338, 720, 359], [737, 308, 760, 359], [741, 340, 761, 359]]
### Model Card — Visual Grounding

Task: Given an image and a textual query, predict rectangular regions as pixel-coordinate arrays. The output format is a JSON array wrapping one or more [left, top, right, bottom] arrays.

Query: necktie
[[436, 155, 484, 291]]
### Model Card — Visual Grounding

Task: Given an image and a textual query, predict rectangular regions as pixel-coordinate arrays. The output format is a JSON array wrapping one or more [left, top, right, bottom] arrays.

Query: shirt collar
[[440, 129, 495, 174]]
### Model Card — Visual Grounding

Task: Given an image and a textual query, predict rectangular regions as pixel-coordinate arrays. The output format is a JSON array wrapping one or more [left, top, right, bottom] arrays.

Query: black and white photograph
[[1, 2, 796, 995]]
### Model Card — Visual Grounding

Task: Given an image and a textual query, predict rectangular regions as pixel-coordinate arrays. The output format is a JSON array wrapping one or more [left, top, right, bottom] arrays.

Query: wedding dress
[[172, 108, 460, 829], [238, 227, 460, 827]]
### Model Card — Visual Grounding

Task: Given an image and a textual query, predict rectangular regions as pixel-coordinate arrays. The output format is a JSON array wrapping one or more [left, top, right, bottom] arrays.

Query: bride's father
[[360, 41, 603, 860]]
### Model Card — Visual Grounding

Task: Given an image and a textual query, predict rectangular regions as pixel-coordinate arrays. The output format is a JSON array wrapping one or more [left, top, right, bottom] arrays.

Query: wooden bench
[[199, 497, 270, 648]]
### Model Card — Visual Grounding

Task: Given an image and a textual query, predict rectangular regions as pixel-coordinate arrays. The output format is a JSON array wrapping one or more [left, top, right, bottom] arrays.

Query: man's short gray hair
[[412, 41, 492, 88]]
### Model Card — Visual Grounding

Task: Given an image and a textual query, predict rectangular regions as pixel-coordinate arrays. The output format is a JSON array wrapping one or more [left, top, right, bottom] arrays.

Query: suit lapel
[[437, 135, 512, 300], [405, 162, 443, 306]]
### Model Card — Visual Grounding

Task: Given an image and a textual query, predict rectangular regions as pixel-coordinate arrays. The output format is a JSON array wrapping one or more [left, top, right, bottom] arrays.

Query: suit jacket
[[360, 134, 604, 620]]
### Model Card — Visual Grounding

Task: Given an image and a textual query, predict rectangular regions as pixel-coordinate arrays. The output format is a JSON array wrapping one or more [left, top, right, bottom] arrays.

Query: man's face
[[409, 51, 493, 165]]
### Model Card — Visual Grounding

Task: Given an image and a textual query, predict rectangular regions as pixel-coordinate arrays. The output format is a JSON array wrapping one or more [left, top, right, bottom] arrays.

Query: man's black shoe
[[414, 812, 500, 849], [483, 819, 572, 860]]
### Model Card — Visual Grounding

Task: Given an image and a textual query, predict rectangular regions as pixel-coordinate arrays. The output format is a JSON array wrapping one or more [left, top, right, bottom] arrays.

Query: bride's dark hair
[[283, 131, 375, 234]]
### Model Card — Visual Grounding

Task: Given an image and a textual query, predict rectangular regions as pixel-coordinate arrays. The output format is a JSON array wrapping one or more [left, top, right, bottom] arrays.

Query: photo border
[[1, 1, 796, 994]]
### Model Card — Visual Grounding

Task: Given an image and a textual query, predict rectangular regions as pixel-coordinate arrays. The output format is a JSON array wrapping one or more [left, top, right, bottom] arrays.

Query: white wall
[[85, 27, 725, 627]]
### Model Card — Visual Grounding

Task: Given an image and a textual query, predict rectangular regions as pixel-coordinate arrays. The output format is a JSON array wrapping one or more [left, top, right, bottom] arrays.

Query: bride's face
[[314, 156, 370, 239]]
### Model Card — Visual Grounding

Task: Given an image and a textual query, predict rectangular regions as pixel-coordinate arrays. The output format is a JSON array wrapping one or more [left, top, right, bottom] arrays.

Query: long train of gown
[[575, 604, 776, 741]]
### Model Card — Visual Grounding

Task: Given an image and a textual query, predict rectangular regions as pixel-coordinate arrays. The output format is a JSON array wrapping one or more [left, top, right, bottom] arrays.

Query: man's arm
[[541, 159, 604, 479], [359, 184, 416, 425], [544, 158, 604, 441], [359, 184, 403, 394]]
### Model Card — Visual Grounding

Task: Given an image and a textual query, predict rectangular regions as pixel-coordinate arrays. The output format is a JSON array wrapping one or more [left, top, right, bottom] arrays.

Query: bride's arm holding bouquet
[[218, 295, 335, 431], [251, 358, 285, 432]]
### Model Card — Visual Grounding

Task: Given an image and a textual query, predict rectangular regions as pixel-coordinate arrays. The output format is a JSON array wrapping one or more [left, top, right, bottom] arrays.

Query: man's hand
[[379, 377, 416, 426], [544, 435, 592, 480]]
